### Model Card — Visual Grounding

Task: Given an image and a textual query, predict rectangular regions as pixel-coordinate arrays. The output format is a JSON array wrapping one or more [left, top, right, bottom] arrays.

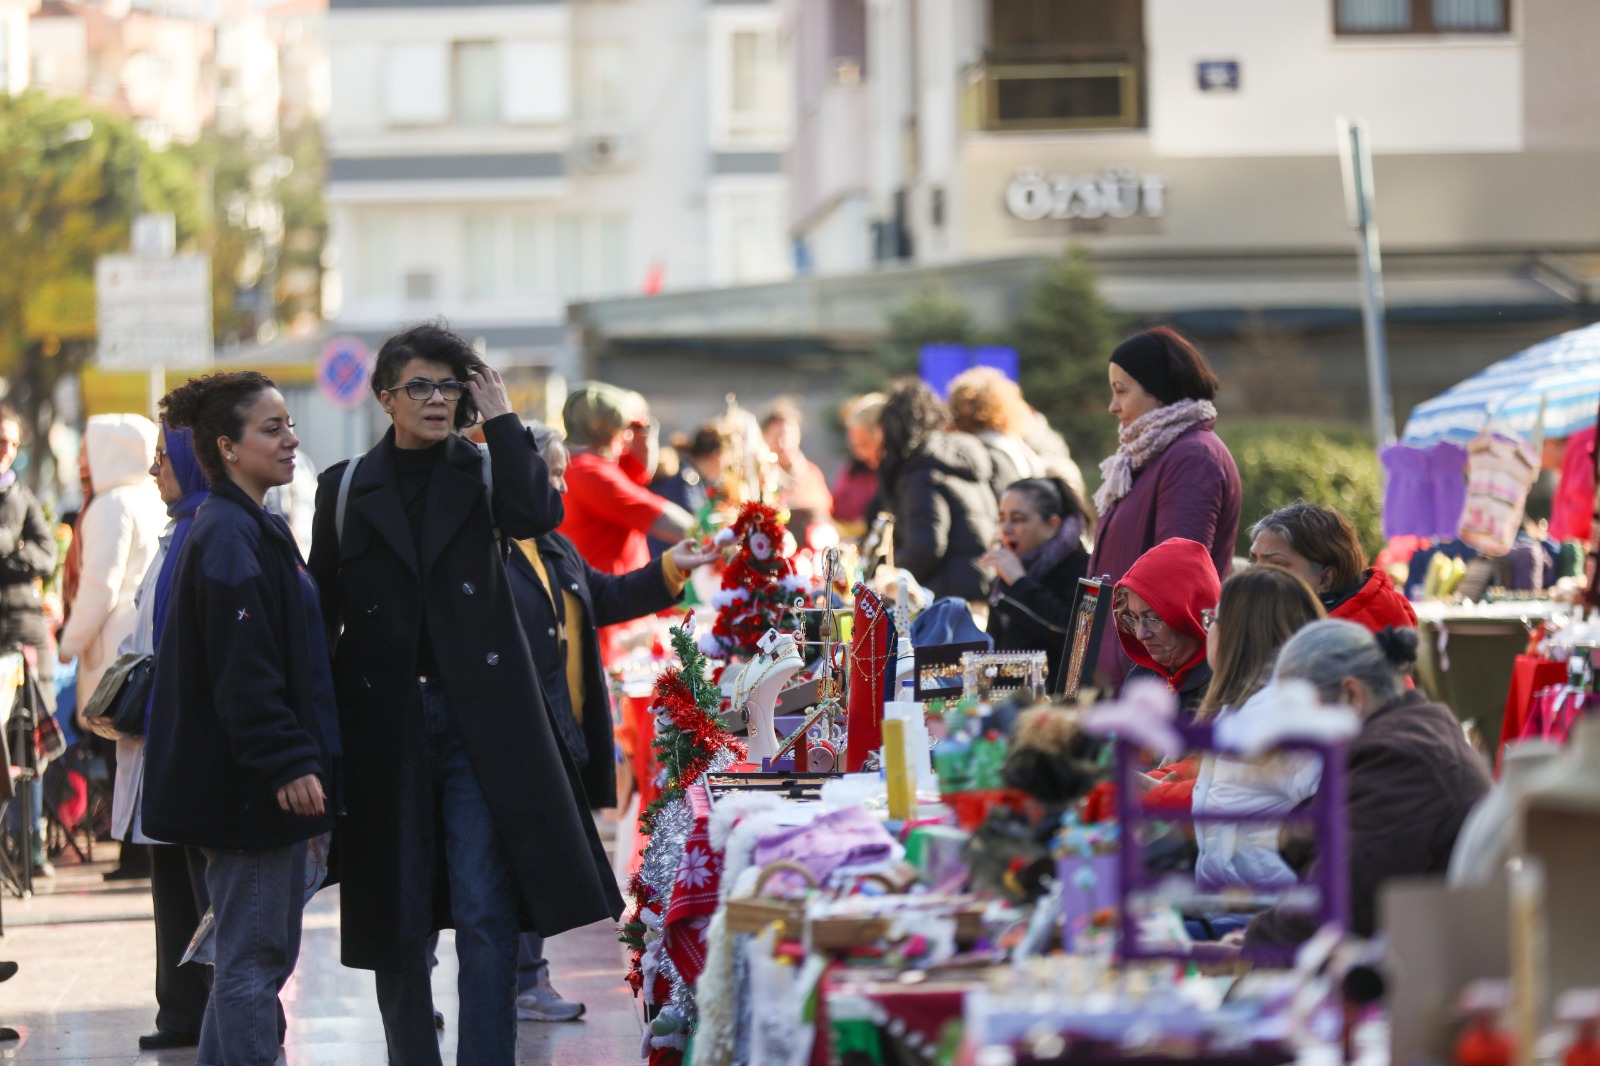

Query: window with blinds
[[1335, 0, 1508, 34]]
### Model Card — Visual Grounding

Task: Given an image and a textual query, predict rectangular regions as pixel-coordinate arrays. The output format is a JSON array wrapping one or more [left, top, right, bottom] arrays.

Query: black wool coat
[[308, 416, 623, 974], [988, 545, 1090, 688], [507, 532, 682, 811], [143, 479, 340, 850]]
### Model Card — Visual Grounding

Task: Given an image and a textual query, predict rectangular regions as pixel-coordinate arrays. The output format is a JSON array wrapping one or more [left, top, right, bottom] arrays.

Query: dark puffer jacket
[[0, 480, 57, 651], [889, 431, 998, 601]]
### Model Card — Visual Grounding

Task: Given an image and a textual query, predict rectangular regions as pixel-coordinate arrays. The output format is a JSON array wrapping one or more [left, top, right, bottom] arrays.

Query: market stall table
[[1411, 600, 1562, 748]]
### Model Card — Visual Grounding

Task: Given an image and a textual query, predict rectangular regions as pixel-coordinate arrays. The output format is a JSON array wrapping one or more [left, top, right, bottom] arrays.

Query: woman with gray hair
[[1248, 501, 1415, 633], [1245, 620, 1490, 947]]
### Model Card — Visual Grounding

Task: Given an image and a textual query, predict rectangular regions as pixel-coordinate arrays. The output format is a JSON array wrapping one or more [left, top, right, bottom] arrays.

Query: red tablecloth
[[1498, 655, 1568, 770]]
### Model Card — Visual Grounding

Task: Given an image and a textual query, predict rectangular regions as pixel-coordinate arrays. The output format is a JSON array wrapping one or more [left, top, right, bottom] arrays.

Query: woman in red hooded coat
[[1112, 537, 1222, 720], [1247, 502, 1416, 633]]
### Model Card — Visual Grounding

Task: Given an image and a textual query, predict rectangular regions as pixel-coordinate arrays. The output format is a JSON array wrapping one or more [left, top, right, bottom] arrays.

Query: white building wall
[[1147, 0, 1524, 157], [215, 15, 282, 140], [0, 2, 29, 94], [329, 0, 793, 346]]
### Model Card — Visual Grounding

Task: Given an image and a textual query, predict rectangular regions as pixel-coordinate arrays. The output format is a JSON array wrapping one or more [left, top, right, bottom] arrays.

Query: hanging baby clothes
[[1379, 441, 1469, 540], [1458, 434, 1540, 557], [1549, 425, 1597, 544]]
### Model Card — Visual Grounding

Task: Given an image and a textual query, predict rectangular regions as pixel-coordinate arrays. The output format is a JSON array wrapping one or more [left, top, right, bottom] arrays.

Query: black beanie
[[1109, 332, 1180, 405]]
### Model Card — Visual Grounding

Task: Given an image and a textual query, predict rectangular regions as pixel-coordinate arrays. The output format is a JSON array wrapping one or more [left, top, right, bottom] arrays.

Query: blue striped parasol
[[1401, 322, 1600, 447]]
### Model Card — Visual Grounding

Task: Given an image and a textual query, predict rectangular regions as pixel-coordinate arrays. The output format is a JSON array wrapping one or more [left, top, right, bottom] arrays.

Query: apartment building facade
[[758, 0, 1600, 423], [325, 0, 795, 380]]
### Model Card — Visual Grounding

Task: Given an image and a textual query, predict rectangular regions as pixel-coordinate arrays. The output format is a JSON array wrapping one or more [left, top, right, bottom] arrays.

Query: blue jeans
[[376, 680, 519, 1066], [197, 840, 308, 1066]]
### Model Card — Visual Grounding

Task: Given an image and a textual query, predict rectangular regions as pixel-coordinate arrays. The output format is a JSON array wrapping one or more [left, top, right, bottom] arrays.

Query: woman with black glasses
[[308, 324, 621, 1066]]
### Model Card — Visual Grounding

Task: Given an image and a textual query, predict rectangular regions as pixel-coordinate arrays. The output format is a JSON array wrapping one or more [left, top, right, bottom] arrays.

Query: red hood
[[1330, 568, 1417, 633], [1115, 537, 1220, 683]]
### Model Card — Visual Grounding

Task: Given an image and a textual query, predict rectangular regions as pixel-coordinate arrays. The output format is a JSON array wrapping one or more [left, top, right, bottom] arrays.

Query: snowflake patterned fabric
[[663, 783, 726, 984]]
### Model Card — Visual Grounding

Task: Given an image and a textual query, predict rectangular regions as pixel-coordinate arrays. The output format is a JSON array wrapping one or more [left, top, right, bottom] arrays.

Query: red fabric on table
[[1498, 655, 1568, 772], [815, 969, 967, 1066], [1518, 686, 1599, 748], [845, 589, 891, 772], [662, 784, 722, 985]]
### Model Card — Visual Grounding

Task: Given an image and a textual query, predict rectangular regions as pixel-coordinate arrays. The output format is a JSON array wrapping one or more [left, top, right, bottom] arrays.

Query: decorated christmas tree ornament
[[703, 502, 808, 659]]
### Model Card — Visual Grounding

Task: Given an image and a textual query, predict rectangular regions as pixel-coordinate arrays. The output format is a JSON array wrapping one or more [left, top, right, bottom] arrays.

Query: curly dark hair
[[160, 371, 277, 484], [878, 377, 948, 492], [371, 322, 488, 430]]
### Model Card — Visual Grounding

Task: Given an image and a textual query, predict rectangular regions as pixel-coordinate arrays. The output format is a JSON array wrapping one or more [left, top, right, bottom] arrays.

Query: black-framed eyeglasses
[[397, 379, 466, 402]]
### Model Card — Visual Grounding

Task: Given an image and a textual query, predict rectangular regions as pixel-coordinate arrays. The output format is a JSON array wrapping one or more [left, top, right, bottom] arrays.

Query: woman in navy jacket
[[142, 371, 340, 1065]]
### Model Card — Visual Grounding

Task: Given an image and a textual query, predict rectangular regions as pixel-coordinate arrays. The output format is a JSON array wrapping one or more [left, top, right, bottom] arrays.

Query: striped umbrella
[[1401, 321, 1600, 447]]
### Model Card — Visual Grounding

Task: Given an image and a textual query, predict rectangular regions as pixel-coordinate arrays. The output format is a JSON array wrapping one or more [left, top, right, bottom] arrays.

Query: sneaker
[[515, 984, 585, 1022]]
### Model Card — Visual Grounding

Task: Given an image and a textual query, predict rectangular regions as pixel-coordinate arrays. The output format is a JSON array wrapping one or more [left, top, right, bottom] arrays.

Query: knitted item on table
[[845, 585, 895, 772]]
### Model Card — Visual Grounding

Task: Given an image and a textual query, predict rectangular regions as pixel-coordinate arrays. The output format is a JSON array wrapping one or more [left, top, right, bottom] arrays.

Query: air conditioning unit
[[574, 134, 634, 173]]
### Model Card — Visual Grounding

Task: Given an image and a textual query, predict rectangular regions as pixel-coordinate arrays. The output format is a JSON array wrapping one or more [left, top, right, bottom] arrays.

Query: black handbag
[[82, 652, 154, 741]]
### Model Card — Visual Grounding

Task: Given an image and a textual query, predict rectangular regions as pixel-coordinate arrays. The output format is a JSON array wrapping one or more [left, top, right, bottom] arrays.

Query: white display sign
[[95, 254, 213, 371], [1005, 166, 1168, 223]]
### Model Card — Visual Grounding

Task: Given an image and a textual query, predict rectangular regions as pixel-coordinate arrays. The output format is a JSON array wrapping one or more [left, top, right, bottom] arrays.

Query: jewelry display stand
[[732, 630, 805, 765], [772, 548, 848, 772], [960, 650, 1048, 701]]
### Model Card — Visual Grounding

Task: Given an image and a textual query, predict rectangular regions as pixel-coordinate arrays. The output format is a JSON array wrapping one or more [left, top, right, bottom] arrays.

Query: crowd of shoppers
[[6, 312, 1495, 1054]]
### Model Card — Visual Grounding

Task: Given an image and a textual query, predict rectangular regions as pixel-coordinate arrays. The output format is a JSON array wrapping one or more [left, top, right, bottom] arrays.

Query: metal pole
[[1338, 118, 1396, 446]]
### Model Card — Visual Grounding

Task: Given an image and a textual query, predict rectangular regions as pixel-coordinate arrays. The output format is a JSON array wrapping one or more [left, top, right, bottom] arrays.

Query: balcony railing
[[965, 50, 1144, 132]]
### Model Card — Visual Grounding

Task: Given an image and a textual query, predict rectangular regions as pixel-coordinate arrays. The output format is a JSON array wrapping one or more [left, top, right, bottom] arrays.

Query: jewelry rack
[[772, 547, 847, 770], [960, 650, 1048, 700]]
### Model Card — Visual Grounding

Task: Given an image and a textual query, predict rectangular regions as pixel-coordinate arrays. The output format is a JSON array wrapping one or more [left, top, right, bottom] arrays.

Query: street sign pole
[[1337, 117, 1396, 447]]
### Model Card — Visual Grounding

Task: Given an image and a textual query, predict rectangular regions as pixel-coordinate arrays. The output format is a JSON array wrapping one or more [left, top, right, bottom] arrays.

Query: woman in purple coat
[[1086, 327, 1241, 691]]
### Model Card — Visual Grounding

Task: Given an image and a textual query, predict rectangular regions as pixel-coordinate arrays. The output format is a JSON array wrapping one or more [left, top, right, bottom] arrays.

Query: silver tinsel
[[635, 735, 744, 1056], [640, 799, 695, 904]]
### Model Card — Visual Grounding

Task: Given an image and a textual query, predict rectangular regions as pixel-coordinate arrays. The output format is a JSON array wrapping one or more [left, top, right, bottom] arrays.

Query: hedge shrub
[[1217, 419, 1384, 559]]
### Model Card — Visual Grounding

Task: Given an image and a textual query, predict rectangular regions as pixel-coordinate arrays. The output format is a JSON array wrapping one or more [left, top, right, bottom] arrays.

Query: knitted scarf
[[989, 515, 1085, 608], [1093, 399, 1217, 514]]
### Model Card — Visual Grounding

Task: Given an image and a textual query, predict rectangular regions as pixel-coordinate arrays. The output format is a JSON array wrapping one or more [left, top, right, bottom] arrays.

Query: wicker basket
[[723, 861, 816, 938]]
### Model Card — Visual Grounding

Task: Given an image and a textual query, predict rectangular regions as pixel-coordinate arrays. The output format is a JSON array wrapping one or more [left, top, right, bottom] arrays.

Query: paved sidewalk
[[0, 848, 643, 1064]]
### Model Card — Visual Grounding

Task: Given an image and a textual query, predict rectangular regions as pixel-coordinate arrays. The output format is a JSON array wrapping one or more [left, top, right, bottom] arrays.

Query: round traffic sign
[[318, 336, 373, 410]]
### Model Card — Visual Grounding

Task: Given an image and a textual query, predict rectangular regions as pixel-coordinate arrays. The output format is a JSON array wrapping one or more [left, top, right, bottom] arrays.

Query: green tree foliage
[[0, 92, 200, 485], [1218, 419, 1384, 558], [276, 120, 328, 327], [1007, 247, 1127, 472], [861, 285, 981, 392]]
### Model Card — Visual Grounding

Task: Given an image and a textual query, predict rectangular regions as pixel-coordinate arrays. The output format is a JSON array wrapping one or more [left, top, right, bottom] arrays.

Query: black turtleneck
[[392, 439, 445, 676]]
